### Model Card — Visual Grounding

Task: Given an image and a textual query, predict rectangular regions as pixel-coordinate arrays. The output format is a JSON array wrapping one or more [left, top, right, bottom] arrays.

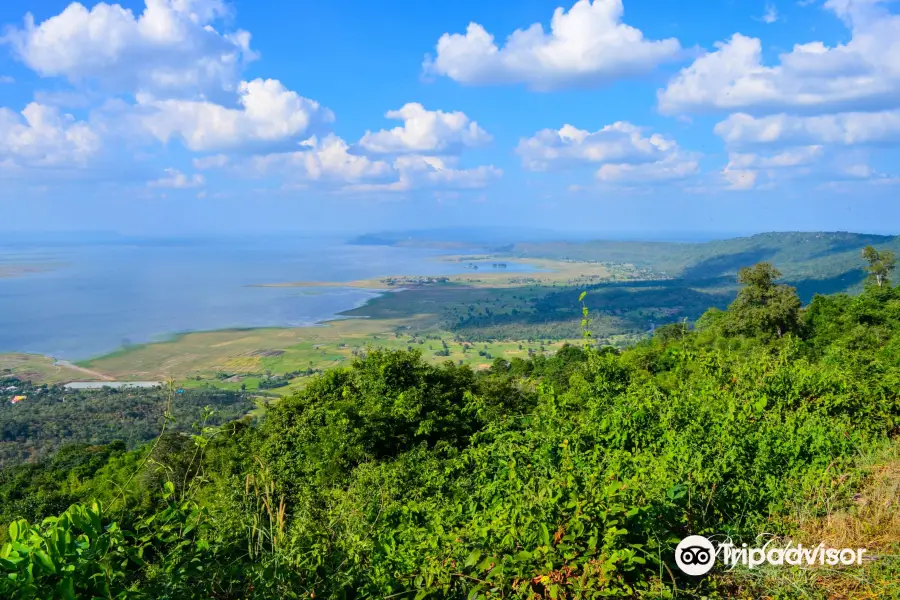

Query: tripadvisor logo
[[675, 536, 716, 576], [675, 535, 869, 576]]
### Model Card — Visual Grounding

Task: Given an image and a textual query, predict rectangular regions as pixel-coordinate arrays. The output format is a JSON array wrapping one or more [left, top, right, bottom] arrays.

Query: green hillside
[[514, 231, 899, 288]]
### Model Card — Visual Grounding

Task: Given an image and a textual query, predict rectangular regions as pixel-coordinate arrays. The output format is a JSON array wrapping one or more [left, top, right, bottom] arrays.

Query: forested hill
[[349, 230, 900, 296], [514, 231, 900, 290]]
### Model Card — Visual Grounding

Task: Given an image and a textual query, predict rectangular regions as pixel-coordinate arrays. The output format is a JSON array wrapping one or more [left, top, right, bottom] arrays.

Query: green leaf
[[33, 550, 55, 574], [8, 521, 22, 542], [56, 575, 76, 600], [464, 550, 481, 568]]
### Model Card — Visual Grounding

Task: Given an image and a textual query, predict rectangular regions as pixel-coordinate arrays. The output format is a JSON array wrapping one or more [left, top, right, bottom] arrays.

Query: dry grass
[[800, 452, 900, 555], [0, 353, 91, 384], [714, 442, 900, 599]]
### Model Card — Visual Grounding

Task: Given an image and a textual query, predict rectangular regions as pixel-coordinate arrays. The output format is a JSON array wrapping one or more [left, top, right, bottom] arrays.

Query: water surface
[[0, 236, 537, 361]]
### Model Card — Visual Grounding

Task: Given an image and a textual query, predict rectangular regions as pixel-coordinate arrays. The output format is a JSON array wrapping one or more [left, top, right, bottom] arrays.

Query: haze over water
[[0, 236, 536, 361]]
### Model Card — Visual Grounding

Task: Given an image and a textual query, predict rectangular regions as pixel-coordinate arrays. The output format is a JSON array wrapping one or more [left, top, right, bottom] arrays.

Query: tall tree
[[724, 262, 802, 338], [862, 245, 896, 288]]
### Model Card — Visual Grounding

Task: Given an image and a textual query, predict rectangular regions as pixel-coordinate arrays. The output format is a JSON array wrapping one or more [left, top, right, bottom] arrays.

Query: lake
[[0, 236, 538, 361]]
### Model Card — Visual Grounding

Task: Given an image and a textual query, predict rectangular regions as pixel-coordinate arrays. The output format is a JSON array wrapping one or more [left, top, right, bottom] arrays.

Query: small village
[[378, 275, 451, 286]]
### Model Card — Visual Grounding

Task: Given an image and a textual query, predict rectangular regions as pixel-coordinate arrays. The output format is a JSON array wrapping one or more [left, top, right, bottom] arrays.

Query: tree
[[862, 245, 896, 288], [724, 262, 802, 338]]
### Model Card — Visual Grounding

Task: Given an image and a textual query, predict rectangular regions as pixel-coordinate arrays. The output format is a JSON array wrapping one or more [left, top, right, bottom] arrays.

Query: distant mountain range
[[351, 229, 900, 300], [347, 227, 744, 247]]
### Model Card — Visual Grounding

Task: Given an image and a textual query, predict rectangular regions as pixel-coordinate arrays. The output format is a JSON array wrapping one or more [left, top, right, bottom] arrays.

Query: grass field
[[70, 317, 584, 395], [0, 354, 95, 384]]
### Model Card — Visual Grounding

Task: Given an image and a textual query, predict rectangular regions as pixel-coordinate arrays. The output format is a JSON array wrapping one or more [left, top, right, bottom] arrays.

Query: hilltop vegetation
[[1, 253, 899, 599], [513, 231, 899, 290], [0, 382, 252, 467]]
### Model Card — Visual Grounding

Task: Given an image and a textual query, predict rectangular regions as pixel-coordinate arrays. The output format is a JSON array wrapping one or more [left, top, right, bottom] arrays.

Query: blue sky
[[0, 0, 898, 236]]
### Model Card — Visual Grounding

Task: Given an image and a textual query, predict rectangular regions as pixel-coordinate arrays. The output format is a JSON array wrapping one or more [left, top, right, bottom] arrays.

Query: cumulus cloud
[[721, 145, 821, 189], [358, 103, 491, 154], [659, 0, 900, 115], [247, 136, 501, 194], [136, 78, 334, 151], [423, 0, 682, 90], [714, 110, 900, 146], [716, 144, 896, 190], [0, 2, 500, 196], [2, 0, 255, 98], [517, 122, 681, 170], [344, 157, 502, 194], [248, 135, 394, 183], [0, 102, 100, 167], [388, 155, 501, 191], [148, 167, 205, 188], [517, 121, 698, 184]]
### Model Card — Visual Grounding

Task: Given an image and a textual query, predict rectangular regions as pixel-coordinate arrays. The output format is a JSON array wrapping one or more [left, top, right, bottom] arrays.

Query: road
[[54, 360, 115, 381]]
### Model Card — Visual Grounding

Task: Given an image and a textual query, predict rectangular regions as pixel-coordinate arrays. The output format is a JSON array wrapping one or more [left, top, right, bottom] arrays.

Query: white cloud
[[841, 163, 874, 178], [344, 157, 502, 194], [721, 147, 823, 190], [659, 0, 900, 115], [136, 78, 334, 151], [714, 110, 900, 146], [247, 136, 501, 194], [148, 167, 205, 188], [358, 103, 491, 154], [517, 121, 699, 184], [817, 167, 900, 191], [0, 102, 100, 167], [249, 134, 394, 183], [723, 167, 758, 190], [595, 154, 699, 182], [392, 155, 502, 191], [717, 144, 897, 190], [758, 3, 780, 24], [2, 0, 255, 98], [517, 122, 681, 170], [423, 0, 683, 90], [726, 145, 824, 169], [192, 154, 229, 169]]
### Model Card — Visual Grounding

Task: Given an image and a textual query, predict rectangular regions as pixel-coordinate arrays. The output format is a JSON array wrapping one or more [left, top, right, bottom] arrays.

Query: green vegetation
[[862, 244, 897, 288], [1, 250, 899, 598], [513, 232, 899, 285], [0, 381, 252, 467]]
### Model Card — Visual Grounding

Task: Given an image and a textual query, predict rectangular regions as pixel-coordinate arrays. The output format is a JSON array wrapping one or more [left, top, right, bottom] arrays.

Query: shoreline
[[0, 255, 600, 368], [0, 255, 627, 384], [1, 287, 394, 369]]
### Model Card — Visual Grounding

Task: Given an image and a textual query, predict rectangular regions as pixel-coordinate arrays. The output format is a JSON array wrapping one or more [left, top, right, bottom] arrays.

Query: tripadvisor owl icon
[[675, 535, 716, 576]]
